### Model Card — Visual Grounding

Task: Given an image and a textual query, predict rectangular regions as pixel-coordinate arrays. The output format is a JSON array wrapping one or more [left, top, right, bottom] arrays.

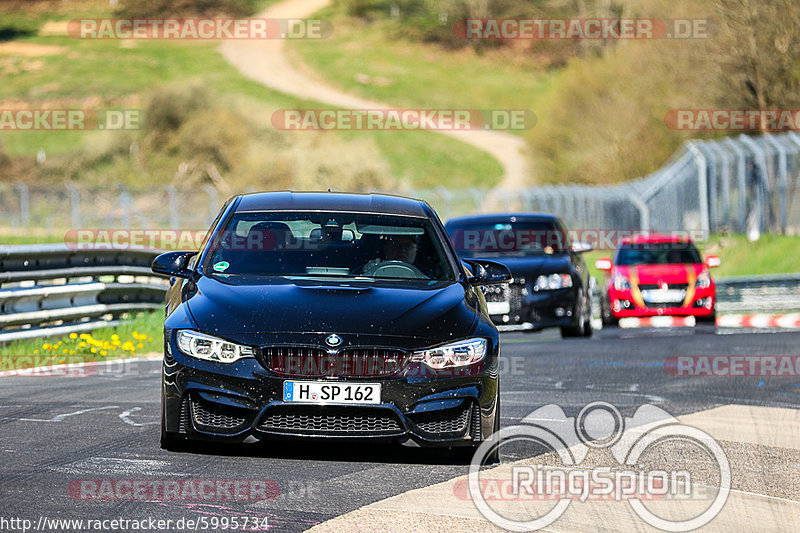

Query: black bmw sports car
[[445, 213, 593, 338], [153, 191, 511, 454]]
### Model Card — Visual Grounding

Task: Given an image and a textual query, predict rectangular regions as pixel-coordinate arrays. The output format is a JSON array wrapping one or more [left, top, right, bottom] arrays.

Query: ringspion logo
[[468, 402, 730, 531]]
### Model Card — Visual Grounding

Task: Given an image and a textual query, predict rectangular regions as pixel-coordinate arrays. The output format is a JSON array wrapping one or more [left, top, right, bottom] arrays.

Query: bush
[[115, 0, 259, 18]]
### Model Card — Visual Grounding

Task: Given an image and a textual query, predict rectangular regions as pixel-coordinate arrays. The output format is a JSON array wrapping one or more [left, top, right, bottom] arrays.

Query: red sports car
[[596, 234, 720, 325]]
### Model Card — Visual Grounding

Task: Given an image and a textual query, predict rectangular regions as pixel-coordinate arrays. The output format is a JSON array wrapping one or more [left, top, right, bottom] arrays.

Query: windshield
[[447, 221, 568, 257], [204, 211, 456, 281], [615, 242, 702, 266]]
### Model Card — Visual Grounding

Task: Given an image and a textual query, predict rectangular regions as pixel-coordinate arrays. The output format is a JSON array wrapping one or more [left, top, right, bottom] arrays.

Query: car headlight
[[533, 273, 573, 291], [613, 274, 631, 291], [696, 270, 711, 289], [411, 338, 487, 369], [176, 330, 254, 363]]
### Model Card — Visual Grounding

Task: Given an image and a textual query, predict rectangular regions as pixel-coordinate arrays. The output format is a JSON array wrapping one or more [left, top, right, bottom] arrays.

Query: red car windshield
[[615, 242, 702, 266]]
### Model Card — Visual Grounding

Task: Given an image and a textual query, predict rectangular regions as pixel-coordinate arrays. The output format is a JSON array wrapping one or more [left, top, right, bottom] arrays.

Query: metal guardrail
[[715, 274, 800, 314], [0, 244, 168, 343]]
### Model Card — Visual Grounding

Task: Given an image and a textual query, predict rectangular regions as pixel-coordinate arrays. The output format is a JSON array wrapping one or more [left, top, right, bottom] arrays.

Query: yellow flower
[[100, 350, 107, 356], [43, 343, 52, 350], [112, 339, 121, 346], [69, 349, 75, 354], [137, 343, 143, 349], [69, 333, 78, 339], [111, 334, 119, 341], [62, 348, 68, 354], [33, 349, 39, 354], [90, 347, 97, 354], [78, 342, 86, 348], [80, 333, 90, 340], [58, 359, 64, 364]]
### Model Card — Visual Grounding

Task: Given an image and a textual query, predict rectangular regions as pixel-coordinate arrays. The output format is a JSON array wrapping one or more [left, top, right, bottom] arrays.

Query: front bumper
[[162, 336, 499, 447], [486, 282, 581, 330], [608, 286, 715, 318]]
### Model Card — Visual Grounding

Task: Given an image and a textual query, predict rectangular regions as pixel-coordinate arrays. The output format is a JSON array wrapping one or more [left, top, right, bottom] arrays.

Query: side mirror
[[152, 251, 197, 279], [595, 258, 613, 271], [571, 241, 593, 253], [705, 255, 721, 268], [464, 259, 512, 286]]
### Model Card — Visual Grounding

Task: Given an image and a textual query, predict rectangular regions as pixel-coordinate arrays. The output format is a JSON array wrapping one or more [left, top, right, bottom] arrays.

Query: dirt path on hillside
[[220, 0, 531, 211]]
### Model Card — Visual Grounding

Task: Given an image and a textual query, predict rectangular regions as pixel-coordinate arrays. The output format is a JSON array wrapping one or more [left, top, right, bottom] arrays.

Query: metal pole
[[764, 134, 788, 233], [14, 183, 29, 231], [738, 134, 770, 232], [688, 142, 710, 238], [723, 138, 748, 232], [69, 184, 81, 229]]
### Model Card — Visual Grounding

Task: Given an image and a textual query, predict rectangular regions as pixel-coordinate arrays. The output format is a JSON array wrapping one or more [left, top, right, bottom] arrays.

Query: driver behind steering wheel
[[362, 234, 418, 275]]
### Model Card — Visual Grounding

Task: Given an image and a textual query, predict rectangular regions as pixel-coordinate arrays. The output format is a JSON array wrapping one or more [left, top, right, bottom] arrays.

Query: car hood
[[467, 254, 573, 278], [185, 275, 478, 343], [617, 264, 702, 285]]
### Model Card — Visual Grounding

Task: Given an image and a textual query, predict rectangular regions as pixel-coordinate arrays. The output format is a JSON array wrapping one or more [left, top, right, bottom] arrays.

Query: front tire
[[160, 392, 187, 451]]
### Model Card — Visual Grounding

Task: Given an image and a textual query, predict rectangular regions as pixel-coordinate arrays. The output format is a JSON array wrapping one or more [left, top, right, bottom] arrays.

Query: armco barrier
[[0, 244, 168, 343], [715, 274, 800, 314]]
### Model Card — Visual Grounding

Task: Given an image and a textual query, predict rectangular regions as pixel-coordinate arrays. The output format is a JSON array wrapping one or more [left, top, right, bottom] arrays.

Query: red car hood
[[616, 264, 702, 285]]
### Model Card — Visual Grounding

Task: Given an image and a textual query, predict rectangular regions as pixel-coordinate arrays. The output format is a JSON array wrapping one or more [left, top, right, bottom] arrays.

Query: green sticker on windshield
[[213, 261, 230, 272]]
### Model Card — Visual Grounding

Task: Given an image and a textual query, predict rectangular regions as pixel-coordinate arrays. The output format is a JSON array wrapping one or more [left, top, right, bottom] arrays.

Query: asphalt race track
[[1, 325, 799, 531]]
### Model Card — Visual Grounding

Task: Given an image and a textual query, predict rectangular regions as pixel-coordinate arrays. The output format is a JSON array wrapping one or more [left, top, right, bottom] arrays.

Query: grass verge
[[0, 311, 162, 372], [289, 4, 552, 126]]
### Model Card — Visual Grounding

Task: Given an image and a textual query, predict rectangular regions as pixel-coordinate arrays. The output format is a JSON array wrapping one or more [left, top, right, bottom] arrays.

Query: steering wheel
[[371, 260, 427, 279]]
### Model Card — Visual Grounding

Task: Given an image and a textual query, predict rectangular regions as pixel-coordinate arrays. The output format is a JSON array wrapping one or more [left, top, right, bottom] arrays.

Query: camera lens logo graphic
[[468, 402, 730, 532]]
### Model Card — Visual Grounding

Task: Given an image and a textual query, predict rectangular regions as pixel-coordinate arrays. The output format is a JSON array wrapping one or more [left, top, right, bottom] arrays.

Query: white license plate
[[282, 381, 381, 404], [487, 301, 511, 315], [642, 289, 685, 303]]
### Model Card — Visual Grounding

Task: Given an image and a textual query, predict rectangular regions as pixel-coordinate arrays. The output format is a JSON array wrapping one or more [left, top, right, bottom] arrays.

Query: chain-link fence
[[2, 132, 799, 237]]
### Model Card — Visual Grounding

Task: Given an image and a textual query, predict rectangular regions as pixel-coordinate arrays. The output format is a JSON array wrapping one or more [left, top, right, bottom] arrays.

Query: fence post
[[628, 193, 650, 231], [69, 184, 81, 229], [118, 186, 132, 228], [436, 186, 453, 219], [723, 138, 748, 232], [708, 141, 732, 230], [205, 185, 219, 225], [738, 134, 771, 232], [764, 134, 788, 233], [688, 143, 710, 238], [697, 142, 718, 233], [14, 183, 29, 231], [166, 185, 179, 230]]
